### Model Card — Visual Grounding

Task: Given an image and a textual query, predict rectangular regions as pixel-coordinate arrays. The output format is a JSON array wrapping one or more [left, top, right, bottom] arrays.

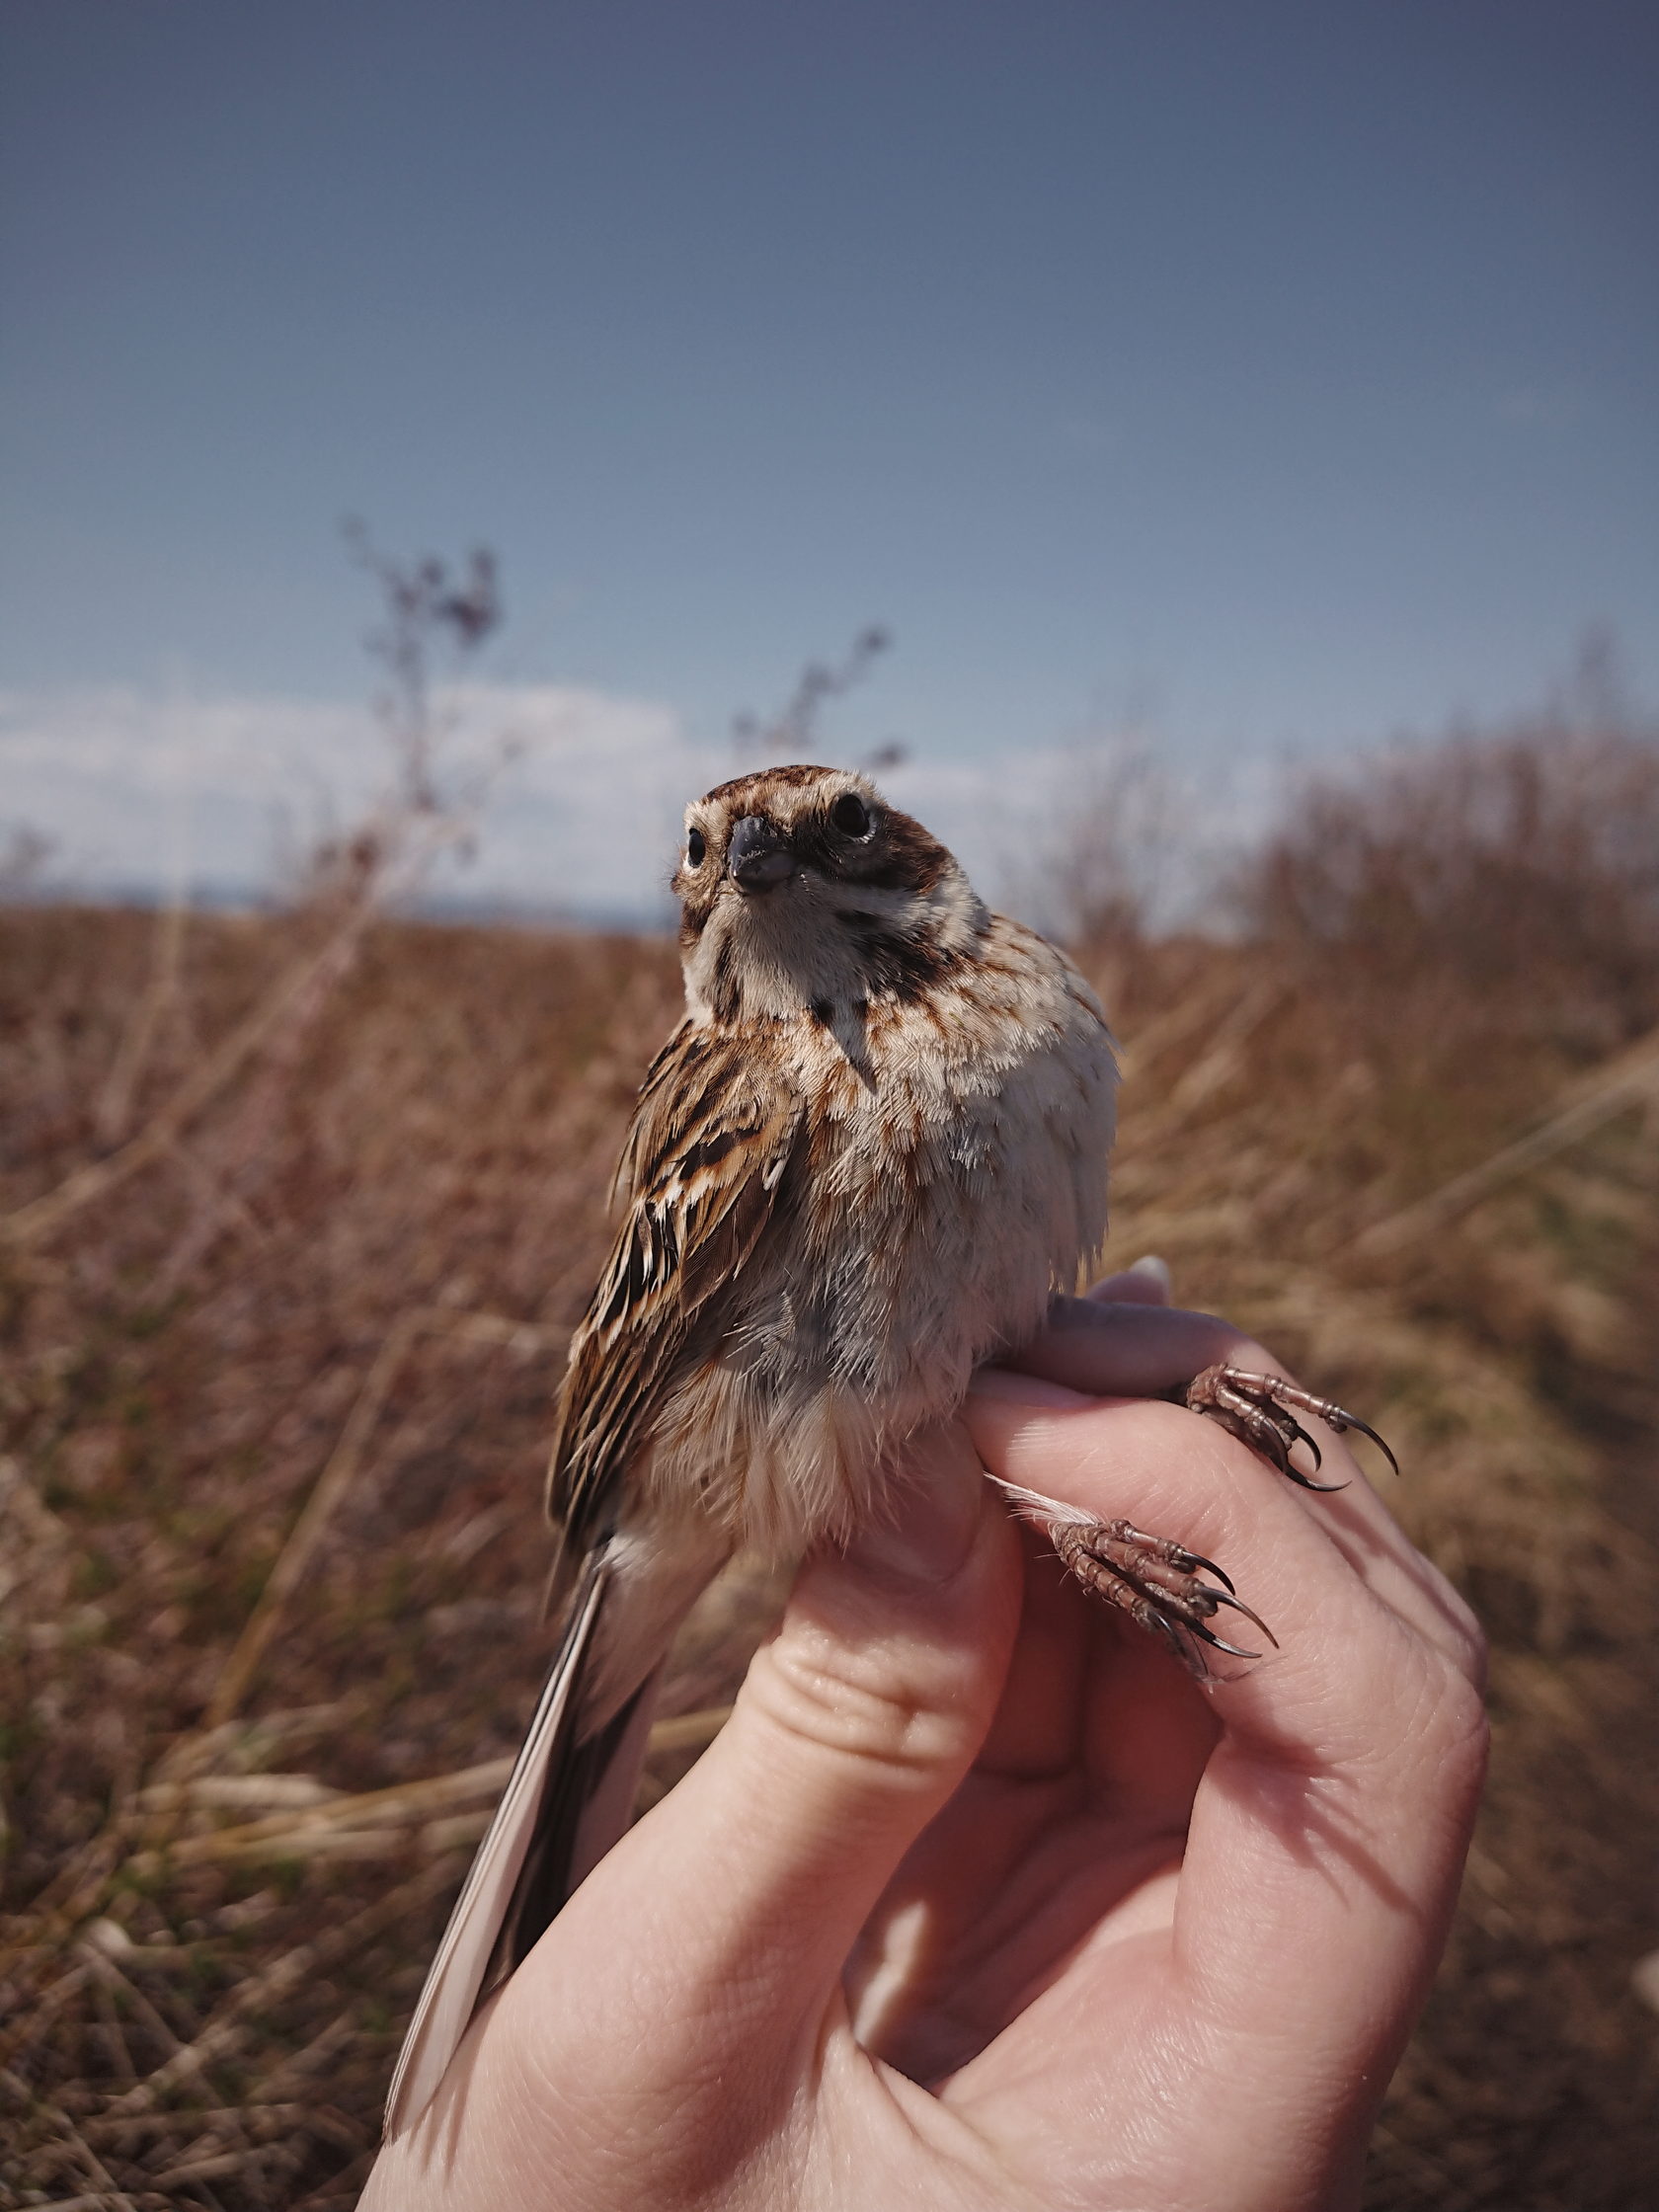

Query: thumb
[[519, 1423, 1020, 2097], [711, 1417, 1022, 1962]]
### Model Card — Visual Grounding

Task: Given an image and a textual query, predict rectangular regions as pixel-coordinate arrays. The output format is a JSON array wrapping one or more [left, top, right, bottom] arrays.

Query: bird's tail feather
[[383, 1551, 642, 2138], [384, 1521, 731, 2139], [491, 1655, 664, 1982]]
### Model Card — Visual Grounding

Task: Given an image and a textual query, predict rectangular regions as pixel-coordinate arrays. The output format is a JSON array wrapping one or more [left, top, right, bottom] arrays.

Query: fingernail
[[845, 1425, 985, 1584], [1082, 1255, 1172, 1306], [968, 1366, 1090, 1409], [1128, 1253, 1173, 1294]]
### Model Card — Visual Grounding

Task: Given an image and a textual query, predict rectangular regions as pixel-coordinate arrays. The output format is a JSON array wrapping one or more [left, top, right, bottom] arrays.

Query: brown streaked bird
[[384, 762, 1392, 2136]]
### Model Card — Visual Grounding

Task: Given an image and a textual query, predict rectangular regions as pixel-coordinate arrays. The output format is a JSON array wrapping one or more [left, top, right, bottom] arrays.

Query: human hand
[[363, 1277, 1487, 2212]]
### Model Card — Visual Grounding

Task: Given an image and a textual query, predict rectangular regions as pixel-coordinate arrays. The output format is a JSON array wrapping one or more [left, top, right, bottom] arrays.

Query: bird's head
[[674, 763, 988, 1022]]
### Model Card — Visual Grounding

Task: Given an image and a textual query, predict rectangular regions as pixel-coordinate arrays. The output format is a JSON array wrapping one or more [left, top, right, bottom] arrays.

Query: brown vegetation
[[2, 714, 1657, 2208]]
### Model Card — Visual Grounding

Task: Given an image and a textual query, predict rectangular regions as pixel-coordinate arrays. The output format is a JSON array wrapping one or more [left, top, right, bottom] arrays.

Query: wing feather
[[549, 1021, 801, 1544]]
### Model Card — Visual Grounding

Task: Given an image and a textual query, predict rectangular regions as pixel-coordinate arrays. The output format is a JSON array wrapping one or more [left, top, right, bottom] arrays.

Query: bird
[[384, 761, 1392, 2136]]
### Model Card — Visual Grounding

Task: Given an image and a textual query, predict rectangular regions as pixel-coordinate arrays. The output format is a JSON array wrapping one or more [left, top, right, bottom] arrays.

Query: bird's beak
[[727, 815, 794, 895]]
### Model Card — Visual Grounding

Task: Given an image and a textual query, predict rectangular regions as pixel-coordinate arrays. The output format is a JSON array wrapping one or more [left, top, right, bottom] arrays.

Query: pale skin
[[365, 1275, 1488, 2212]]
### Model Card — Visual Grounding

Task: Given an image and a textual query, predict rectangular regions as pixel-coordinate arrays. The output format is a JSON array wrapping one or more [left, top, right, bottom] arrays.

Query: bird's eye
[[685, 828, 707, 866], [830, 794, 871, 837]]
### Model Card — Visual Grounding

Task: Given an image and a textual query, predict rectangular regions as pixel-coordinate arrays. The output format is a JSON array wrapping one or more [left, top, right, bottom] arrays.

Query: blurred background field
[[3, 703, 1658, 2209]]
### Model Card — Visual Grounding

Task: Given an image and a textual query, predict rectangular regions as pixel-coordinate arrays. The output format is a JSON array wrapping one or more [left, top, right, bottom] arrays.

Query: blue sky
[[2, 1, 1655, 908]]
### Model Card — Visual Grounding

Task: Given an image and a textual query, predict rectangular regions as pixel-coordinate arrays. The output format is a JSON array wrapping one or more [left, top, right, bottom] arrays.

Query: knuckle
[[1424, 1654, 1491, 1774], [744, 1620, 980, 1786], [1441, 1581, 1490, 1688], [1370, 1639, 1489, 1801], [1411, 1553, 1491, 1692]]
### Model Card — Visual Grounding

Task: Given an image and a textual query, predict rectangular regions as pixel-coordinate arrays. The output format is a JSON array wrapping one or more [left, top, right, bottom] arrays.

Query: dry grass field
[[3, 720, 1658, 2208]]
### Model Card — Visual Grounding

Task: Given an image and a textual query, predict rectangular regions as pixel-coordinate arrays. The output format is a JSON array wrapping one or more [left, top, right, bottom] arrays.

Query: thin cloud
[[0, 680, 1267, 927]]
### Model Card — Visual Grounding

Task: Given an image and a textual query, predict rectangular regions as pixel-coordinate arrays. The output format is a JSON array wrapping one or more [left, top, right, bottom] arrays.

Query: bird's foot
[[1181, 1364, 1399, 1491], [987, 1370, 1395, 1675], [989, 1478, 1276, 1677]]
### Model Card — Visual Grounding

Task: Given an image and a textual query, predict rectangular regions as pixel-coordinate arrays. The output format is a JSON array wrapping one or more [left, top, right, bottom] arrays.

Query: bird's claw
[[1048, 1515, 1278, 1678], [1183, 1363, 1399, 1489]]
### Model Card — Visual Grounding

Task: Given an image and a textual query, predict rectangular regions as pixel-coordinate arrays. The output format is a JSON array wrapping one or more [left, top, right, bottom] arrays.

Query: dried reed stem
[[1354, 1022, 1659, 1256], [123, 1758, 513, 1875], [121, 1706, 731, 1877], [200, 1314, 423, 1732], [108, 1859, 459, 2115], [200, 1307, 563, 1733], [94, 890, 190, 1146], [0, 910, 371, 1250]]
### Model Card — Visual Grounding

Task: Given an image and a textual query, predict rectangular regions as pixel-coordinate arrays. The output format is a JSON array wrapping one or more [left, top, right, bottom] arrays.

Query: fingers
[[1022, 1292, 1273, 1400], [451, 1422, 1023, 2193], [962, 1378, 1487, 2140]]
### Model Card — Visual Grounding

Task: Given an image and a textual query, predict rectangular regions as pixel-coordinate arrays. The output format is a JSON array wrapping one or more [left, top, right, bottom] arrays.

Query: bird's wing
[[385, 1023, 801, 2142], [549, 1018, 803, 1547]]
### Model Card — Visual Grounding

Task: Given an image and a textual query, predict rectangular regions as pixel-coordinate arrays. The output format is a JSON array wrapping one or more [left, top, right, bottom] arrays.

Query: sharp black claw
[[1254, 1428, 1290, 1476], [1151, 1612, 1188, 1661], [1187, 1618, 1261, 1660], [1284, 1465, 1349, 1494], [1188, 1549, 1236, 1595], [1196, 1366, 1401, 1488], [1334, 1410, 1401, 1480], [1213, 1588, 1280, 1648], [1289, 1418, 1322, 1471]]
